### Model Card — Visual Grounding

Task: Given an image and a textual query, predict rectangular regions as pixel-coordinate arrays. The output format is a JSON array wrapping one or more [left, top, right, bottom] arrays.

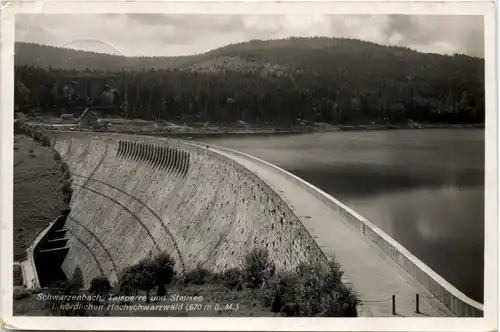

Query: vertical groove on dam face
[[119, 140, 124, 157], [177, 151, 183, 176], [142, 143, 148, 163], [181, 151, 188, 176], [52, 133, 327, 287], [147, 144, 152, 164], [129, 141, 135, 160], [142, 143, 147, 164], [171, 147, 177, 173], [161, 147, 168, 171], [134, 142, 140, 162], [157, 146, 164, 170], [137, 143, 144, 163], [177, 150, 183, 175], [186, 153, 191, 176], [125, 141, 131, 159], [171, 148, 178, 175], [149, 145, 156, 167], [139, 143, 143, 162], [135, 143, 141, 162], [156, 146, 162, 170], [145, 144, 150, 163], [152, 145, 159, 168], [148, 144, 153, 166], [117, 140, 122, 156], [152, 145, 159, 169], [176, 149, 182, 175], [133, 142, 138, 160], [166, 147, 173, 173]]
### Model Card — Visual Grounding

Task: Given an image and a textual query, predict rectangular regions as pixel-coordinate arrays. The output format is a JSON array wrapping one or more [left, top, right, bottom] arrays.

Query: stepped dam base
[[28, 131, 483, 317]]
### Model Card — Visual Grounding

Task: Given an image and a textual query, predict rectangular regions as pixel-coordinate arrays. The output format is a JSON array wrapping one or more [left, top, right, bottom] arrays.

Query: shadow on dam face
[[36, 133, 326, 288]]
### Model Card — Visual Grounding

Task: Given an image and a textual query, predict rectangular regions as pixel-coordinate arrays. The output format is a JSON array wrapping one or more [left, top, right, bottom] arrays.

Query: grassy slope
[[13, 135, 63, 261]]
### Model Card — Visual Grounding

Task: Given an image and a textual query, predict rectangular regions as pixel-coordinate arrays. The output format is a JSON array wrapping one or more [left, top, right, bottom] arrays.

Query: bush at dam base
[[270, 261, 360, 317], [118, 251, 176, 303], [14, 248, 360, 317]]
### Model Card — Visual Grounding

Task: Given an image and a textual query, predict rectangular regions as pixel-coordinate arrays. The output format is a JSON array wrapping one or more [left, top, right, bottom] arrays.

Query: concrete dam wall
[[48, 132, 327, 287]]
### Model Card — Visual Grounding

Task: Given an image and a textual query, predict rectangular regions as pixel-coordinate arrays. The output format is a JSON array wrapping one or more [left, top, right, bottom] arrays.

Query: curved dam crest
[[46, 132, 328, 287], [209, 143, 484, 317]]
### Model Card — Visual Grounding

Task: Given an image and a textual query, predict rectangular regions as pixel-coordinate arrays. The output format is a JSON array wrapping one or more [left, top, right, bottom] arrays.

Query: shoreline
[[27, 120, 485, 138], [87, 123, 486, 138]]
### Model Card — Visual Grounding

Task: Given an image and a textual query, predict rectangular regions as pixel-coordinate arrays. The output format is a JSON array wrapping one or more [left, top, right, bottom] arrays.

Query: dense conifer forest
[[14, 37, 485, 125]]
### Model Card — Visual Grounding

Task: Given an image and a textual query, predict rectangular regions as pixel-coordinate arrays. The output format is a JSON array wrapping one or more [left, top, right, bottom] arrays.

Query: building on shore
[[77, 108, 99, 128]]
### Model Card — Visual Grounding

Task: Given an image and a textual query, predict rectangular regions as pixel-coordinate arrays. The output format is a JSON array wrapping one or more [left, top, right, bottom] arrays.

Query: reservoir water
[[198, 129, 485, 303]]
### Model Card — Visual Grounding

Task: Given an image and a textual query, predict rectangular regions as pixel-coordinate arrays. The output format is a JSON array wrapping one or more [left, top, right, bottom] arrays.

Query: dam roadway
[[209, 145, 452, 317], [32, 131, 482, 318]]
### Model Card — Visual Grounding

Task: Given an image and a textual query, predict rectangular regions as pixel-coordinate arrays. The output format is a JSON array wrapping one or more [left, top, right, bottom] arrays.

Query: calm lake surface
[[198, 129, 485, 303]]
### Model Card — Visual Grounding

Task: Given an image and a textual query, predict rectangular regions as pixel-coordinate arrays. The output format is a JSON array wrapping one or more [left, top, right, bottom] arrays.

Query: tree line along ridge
[[14, 37, 484, 125]]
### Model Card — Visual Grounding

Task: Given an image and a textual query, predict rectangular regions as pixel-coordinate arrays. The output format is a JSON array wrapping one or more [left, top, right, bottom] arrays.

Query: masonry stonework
[[50, 133, 328, 287]]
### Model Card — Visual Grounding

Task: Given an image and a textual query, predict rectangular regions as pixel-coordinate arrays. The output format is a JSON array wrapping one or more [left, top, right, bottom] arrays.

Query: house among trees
[[78, 108, 99, 128], [60, 113, 74, 120]]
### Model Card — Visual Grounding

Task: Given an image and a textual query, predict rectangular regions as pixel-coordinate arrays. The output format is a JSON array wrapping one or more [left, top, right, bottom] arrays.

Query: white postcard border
[[1, 1, 497, 331]]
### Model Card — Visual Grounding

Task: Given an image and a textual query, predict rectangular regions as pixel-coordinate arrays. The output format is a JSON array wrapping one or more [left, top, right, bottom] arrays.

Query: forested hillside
[[14, 37, 485, 124]]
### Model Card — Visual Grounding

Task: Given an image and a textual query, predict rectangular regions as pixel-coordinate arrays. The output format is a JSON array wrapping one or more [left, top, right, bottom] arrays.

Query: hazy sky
[[15, 14, 484, 57]]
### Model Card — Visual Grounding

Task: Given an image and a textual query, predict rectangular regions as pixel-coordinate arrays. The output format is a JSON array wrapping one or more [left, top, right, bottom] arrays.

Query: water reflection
[[289, 164, 483, 200], [198, 129, 485, 302], [345, 186, 484, 302]]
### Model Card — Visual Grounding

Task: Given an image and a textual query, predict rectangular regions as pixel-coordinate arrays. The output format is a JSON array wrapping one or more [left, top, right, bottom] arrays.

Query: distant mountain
[[15, 42, 186, 70], [14, 37, 485, 125], [15, 37, 483, 74]]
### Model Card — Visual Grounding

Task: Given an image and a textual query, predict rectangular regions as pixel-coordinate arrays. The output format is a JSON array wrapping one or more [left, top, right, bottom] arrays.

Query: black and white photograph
[[1, 1, 498, 331]]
